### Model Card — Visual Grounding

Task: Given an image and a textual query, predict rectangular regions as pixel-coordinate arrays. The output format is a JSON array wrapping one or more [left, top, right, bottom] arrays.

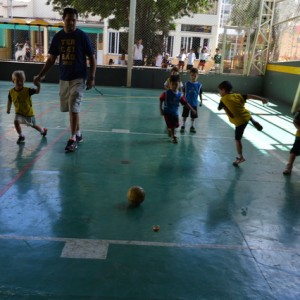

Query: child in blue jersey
[[159, 75, 196, 143], [7, 70, 47, 144], [181, 68, 203, 133]]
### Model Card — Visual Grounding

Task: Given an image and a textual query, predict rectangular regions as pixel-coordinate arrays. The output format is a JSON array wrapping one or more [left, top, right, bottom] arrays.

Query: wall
[[0, 61, 264, 94], [264, 61, 300, 106]]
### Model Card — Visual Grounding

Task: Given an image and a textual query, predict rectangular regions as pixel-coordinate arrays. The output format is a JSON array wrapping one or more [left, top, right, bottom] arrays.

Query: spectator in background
[[198, 47, 210, 73], [155, 52, 163, 67], [186, 49, 196, 70], [213, 48, 222, 74], [162, 53, 172, 69], [134, 39, 144, 66], [177, 48, 186, 72]]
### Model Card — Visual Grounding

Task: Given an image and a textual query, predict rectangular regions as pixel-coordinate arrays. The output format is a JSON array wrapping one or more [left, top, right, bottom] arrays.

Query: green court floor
[[0, 81, 299, 299]]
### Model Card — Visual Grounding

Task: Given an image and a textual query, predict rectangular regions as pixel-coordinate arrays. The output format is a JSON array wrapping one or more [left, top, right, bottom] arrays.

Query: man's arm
[[7, 93, 12, 114], [86, 54, 96, 90], [33, 54, 57, 85]]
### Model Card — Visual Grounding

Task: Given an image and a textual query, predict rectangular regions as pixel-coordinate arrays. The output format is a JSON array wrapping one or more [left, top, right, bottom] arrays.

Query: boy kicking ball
[[217, 81, 268, 166]]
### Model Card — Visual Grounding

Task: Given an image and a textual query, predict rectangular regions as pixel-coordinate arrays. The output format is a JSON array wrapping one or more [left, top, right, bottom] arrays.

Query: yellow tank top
[[9, 87, 35, 117], [221, 93, 251, 126]]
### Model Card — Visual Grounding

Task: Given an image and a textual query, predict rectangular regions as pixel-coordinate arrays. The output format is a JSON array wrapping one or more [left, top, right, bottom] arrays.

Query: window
[[108, 31, 128, 54], [163, 36, 174, 57], [181, 37, 201, 53], [181, 24, 212, 33]]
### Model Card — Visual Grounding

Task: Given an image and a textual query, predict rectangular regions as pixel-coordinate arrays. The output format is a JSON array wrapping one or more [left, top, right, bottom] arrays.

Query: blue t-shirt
[[160, 90, 187, 116], [48, 28, 94, 81], [185, 81, 202, 107]]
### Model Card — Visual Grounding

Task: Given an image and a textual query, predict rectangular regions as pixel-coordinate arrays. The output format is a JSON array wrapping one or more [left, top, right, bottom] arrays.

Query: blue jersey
[[160, 90, 187, 116], [48, 28, 94, 81], [184, 81, 202, 107]]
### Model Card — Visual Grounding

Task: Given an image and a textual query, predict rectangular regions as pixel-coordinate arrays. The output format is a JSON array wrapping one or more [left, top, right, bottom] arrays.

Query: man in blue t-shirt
[[34, 7, 96, 152]]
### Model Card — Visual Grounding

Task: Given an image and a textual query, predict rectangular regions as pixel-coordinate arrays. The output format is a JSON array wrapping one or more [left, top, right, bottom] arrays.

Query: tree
[[46, 0, 214, 64]]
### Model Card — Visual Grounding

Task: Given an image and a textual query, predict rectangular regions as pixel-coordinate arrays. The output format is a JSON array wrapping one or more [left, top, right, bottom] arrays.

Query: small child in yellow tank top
[[7, 70, 47, 144], [217, 81, 268, 166]]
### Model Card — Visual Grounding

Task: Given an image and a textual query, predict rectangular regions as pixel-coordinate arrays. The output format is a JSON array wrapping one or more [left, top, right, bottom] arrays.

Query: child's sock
[[76, 130, 81, 136], [71, 135, 76, 141]]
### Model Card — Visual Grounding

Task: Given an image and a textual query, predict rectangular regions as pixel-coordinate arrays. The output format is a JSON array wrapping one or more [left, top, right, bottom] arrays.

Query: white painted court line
[[0, 235, 299, 260], [112, 129, 130, 133], [61, 239, 109, 260]]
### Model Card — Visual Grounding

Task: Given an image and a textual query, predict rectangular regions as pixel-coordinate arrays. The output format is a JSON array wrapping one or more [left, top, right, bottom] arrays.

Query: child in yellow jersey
[[7, 70, 47, 144], [217, 81, 268, 166], [283, 110, 300, 175]]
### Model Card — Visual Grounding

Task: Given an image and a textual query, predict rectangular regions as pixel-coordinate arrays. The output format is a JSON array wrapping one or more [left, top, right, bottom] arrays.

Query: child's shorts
[[235, 122, 248, 140], [59, 78, 85, 113], [199, 60, 206, 67], [178, 61, 185, 68], [15, 114, 36, 127], [182, 106, 198, 118], [290, 137, 300, 156], [164, 113, 179, 129]]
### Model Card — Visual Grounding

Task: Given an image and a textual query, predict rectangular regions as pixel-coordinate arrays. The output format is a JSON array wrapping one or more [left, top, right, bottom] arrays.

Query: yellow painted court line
[[267, 64, 300, 75]]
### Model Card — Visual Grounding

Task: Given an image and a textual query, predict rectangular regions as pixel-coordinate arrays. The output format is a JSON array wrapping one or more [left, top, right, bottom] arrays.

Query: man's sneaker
[[233, 156, 246, 167], [17, 136, 25, 144], [41, 128, 48, 137], [65, 139, 78, 152], [252, 120, 263, 131], [76, 134, 83, 143], [180, 126, 185, 133], [190, 126, 196, 133]]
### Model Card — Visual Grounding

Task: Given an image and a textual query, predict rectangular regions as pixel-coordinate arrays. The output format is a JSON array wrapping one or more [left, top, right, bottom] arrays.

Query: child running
[[160, 75, 196, 143], [7, 70, 47, 144], [217, 81, 268, 166], [283, 110, 300, 175], [181, 67, 203, 133]]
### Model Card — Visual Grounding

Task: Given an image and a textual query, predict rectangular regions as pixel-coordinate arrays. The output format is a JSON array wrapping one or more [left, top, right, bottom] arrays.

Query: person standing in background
[[134, 39, 144, 66]]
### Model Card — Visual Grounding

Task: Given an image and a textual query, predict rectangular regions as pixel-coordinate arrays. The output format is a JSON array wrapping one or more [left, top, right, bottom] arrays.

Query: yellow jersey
[[296, 129, 300, 138], [9, 87, 36, 117], [220, 93, 251, 127]]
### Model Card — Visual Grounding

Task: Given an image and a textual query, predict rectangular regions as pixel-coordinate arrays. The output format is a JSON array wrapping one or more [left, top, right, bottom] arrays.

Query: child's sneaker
[[41, 128, 48, 137], [252, 120, 263, 131], [17, 136, 25, 144], [76, 134, 83, 143], [233, 156, 246, 167], [172, 136, 178, 144], [283, 164, 292, 175], [190, 126, 196, 133], [65, 139, 78, 152], [180, 126, 185, 133]]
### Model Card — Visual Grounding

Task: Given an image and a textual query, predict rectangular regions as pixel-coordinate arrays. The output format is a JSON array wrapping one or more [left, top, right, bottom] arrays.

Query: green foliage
[[46, 0, 213, 64]]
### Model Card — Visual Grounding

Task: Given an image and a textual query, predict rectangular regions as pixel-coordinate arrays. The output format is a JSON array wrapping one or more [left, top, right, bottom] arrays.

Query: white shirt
[[177, 53, 186, 61], [187, 53, 196, 65], [155, 54, 163, 67], [134, 44, 144, 60]]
